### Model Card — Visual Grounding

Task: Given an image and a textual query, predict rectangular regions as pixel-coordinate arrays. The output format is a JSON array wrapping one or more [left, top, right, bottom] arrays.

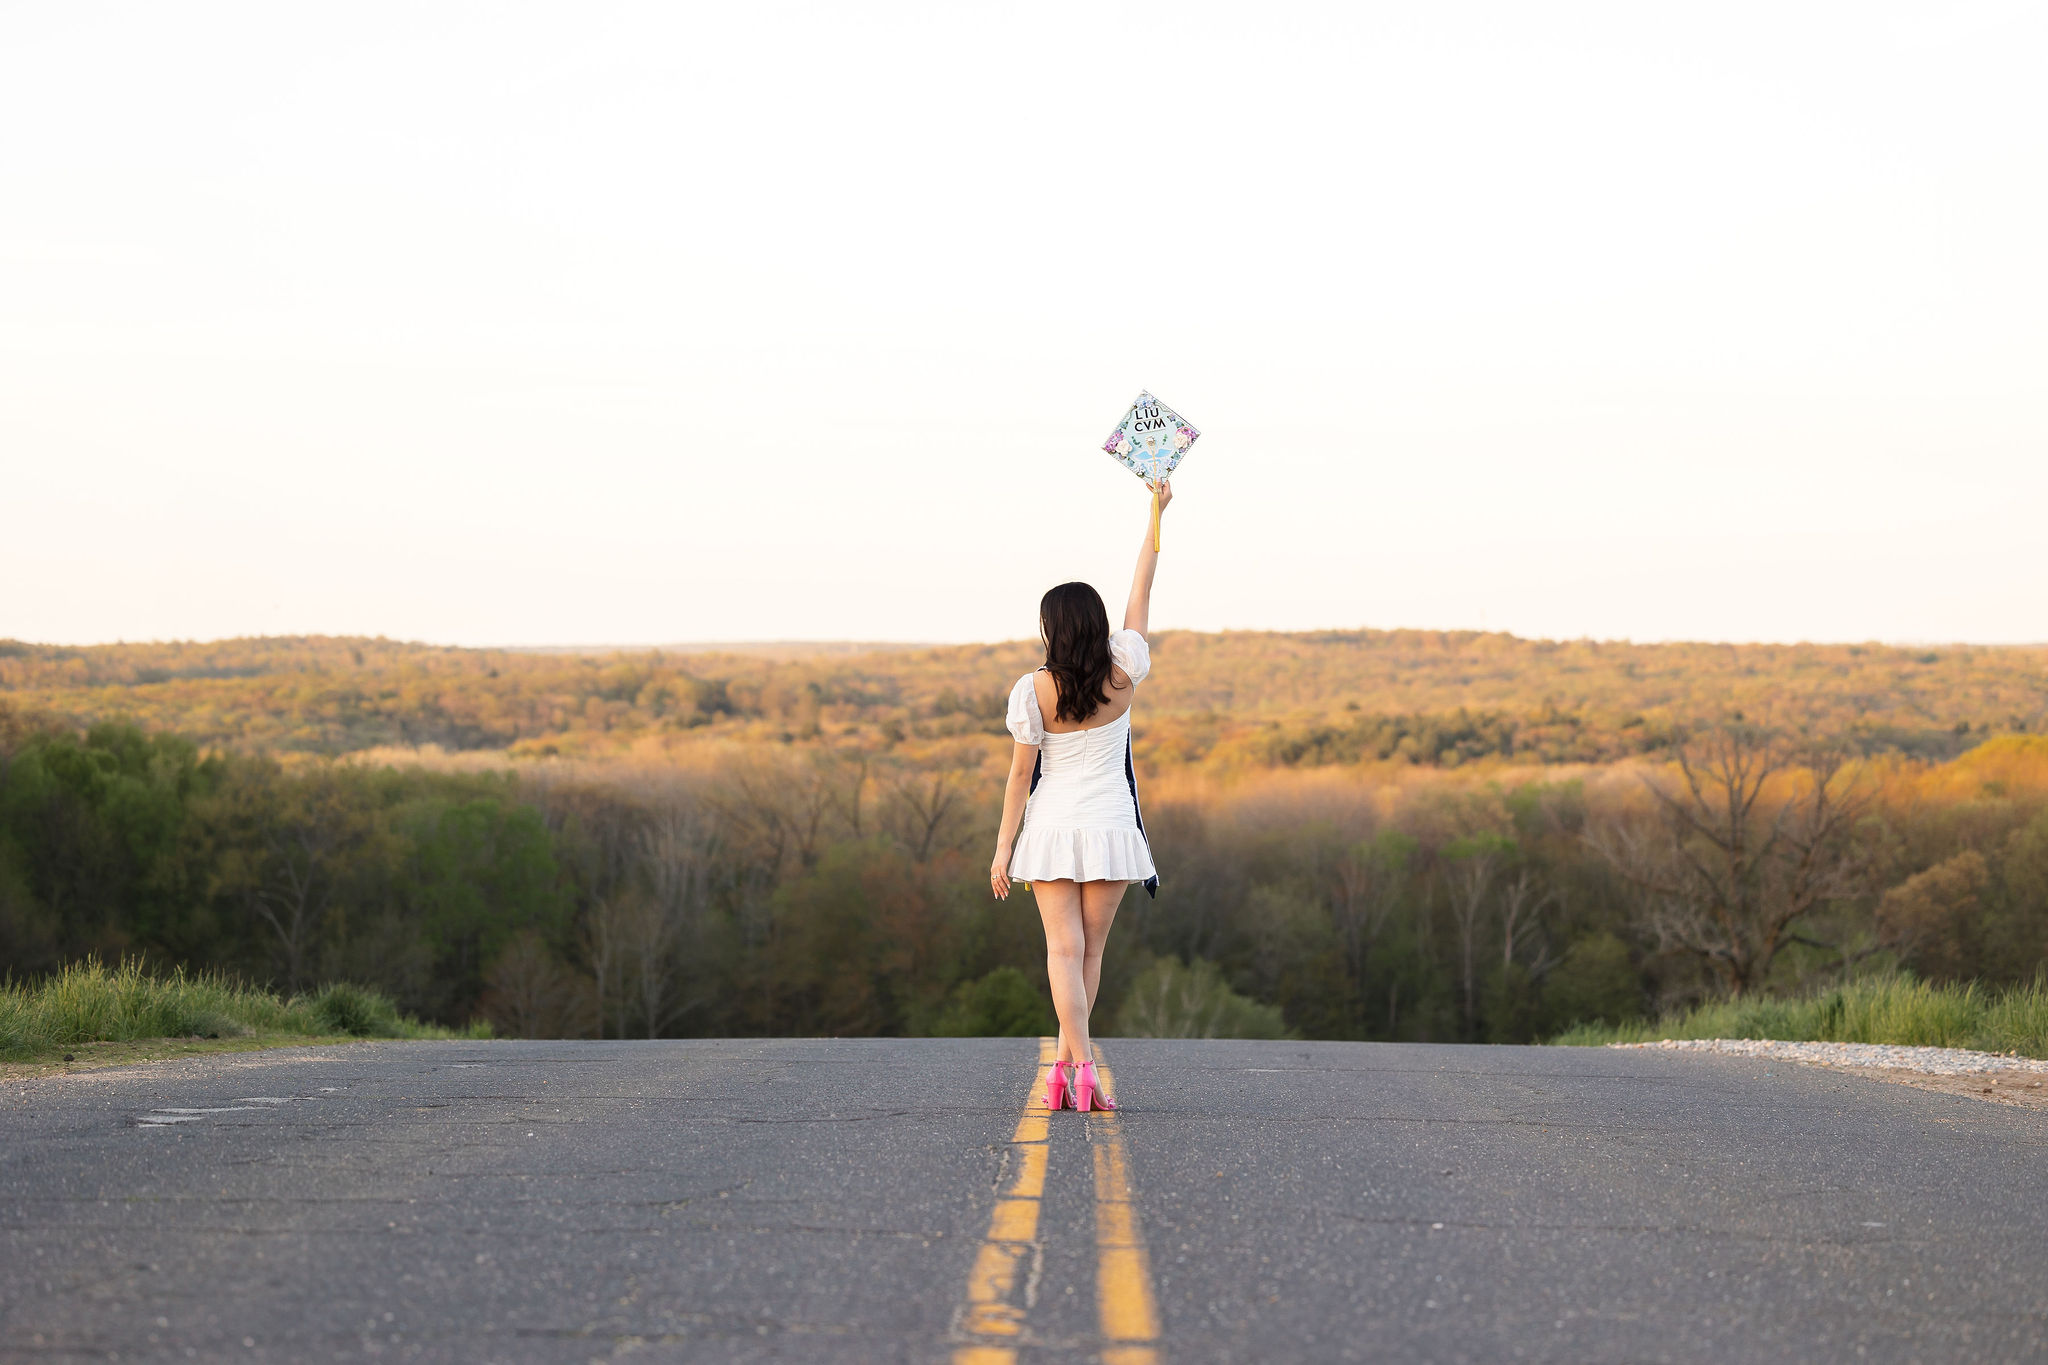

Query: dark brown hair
[[1039, 582, 1113, 723]]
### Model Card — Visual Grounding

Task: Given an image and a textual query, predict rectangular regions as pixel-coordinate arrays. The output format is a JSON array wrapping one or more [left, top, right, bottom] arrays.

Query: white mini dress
[[1004, 629, 1158, 889]]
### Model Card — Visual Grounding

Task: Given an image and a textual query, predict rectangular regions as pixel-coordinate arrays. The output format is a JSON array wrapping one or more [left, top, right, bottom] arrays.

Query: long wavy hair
[[1038, 582, 1114, 724]]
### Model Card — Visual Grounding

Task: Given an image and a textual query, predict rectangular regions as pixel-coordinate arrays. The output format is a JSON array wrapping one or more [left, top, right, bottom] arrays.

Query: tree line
[[4, 700, 2045, 1041]]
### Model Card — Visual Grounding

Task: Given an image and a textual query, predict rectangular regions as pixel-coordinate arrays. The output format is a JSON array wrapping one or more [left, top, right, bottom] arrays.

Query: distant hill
[[508, 641, 939, 659], [3, 632, 2044, 768]]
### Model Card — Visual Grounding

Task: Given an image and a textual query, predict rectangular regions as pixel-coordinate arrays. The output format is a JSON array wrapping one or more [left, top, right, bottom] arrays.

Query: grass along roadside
[[1, 958, 486, 1069], [1551, 973, 2048, 1060]]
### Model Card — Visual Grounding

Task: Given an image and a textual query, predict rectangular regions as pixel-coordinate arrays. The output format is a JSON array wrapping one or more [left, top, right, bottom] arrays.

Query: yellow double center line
[[952, 1039, 1162, 1364], [952, 1039, 1053, 1358], [1089, 1054, 1162, 1365]]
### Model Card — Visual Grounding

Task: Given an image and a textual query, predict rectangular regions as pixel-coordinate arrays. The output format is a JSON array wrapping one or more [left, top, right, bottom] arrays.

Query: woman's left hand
[[990, 851, 1012, 900], [1151, 477, 1173, 514]]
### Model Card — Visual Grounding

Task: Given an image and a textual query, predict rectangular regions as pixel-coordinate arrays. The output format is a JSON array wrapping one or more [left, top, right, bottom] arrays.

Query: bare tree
[[582, 893, 627, 1040], [823, 749, 871, 840], [619, 890, 680, 1039], [1330, 831, 1413, 1025], [644, 808, 712, 917], [480, 929, 590, 1039], [1442, 834, 1510, 1035], [1591, 722, 1871, 994], [878, 745, 984, 861], [633, 805, 719, 1034], [713, 751, 850, 874], [584, 888, 686, 1041], [1497, 868, 1560, 977]]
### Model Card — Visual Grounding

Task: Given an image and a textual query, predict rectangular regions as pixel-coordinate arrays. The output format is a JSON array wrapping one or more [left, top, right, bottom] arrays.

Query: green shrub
[[929, 967, 1055, 1037], [305, 982, 404, 1038], [1542, 932, 1641, 1030], [1111, 957, 1292, 1040]]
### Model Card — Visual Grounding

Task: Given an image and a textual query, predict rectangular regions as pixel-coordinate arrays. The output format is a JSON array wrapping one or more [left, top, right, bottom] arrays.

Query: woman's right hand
[[1150, 477, 1173, 514], [990, 849, 1012, 900]]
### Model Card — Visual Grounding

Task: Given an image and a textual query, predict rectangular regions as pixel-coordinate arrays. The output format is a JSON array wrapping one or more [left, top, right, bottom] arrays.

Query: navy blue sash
[[1027, 733, 1159, 899], [1123, 731, 1160, 899]]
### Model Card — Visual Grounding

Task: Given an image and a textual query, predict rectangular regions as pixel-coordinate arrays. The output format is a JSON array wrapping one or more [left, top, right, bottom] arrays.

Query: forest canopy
[[4, 631, 2042, 768]]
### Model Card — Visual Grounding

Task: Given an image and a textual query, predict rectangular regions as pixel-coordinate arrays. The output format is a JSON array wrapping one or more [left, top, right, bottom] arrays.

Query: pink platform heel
[[1073, 1060, 1116, 1112], [1044, 1060, 1073, 1111]]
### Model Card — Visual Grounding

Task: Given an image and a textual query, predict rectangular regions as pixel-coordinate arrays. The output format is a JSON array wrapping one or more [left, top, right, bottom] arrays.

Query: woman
[[990, 479, 1172, 1114]]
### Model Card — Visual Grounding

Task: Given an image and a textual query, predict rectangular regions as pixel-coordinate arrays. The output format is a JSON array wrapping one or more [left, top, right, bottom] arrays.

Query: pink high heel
[[1074, 1060, 1116, 1112], [1044, 1060, 1072, 1111]]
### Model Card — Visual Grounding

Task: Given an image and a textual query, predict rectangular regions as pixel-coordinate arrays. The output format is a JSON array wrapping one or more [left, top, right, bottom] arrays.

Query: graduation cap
[[1102, 390, 1200, 551]]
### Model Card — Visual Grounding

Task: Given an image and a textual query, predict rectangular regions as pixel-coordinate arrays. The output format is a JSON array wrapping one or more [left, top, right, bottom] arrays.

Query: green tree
[[756, 841, 969, 1036], [395, 794, 569, 1021], [0, 723, 216, 970], [929, 966, 1054, 1037], [191, 759, 390, 992]]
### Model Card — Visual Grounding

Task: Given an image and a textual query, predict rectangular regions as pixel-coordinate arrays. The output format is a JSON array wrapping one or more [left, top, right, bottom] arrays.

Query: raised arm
[[1122, 478, 1173, 634]]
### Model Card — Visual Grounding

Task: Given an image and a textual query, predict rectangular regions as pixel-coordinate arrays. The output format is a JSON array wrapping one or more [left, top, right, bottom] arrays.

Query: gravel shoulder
[[1610, 1037, 2048, 1110], [1830, 1065, 2048, 1108]]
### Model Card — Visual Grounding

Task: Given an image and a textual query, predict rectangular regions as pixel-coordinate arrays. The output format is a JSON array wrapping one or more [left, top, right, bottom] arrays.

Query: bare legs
[[1034, 879, 1130, 1066]]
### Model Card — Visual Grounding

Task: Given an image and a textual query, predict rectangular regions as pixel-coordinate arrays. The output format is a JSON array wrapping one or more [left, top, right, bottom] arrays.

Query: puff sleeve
[[1108, 630, 1151, 684], [1005, 672, 1046, 745]]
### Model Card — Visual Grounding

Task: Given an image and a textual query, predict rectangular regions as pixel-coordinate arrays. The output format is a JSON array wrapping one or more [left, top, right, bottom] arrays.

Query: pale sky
[[4, 2, 2044, 647]]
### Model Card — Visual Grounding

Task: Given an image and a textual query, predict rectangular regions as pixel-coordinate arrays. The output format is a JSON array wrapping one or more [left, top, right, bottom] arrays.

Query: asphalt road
[[4, 1037, 2046, 1364]]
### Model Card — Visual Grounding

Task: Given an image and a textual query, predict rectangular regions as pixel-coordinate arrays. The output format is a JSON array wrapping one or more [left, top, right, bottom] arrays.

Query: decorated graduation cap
[[1102, 390, 1200, 551]]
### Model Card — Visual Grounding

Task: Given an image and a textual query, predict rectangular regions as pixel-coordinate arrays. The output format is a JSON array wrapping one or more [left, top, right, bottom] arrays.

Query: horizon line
[[7, 629, 2047, 654]]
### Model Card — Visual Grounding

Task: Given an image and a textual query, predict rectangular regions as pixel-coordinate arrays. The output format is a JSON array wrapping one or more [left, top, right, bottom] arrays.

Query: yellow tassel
[[1150, 487, 1161, 553]]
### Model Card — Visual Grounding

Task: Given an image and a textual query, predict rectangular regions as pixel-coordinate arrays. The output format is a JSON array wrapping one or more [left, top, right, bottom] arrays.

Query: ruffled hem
[[1008, 826, 1156, 883]]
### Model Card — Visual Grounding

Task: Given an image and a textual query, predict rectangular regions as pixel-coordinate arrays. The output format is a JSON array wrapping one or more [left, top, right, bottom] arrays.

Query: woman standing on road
[[990, 480, 1171, 1114]]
